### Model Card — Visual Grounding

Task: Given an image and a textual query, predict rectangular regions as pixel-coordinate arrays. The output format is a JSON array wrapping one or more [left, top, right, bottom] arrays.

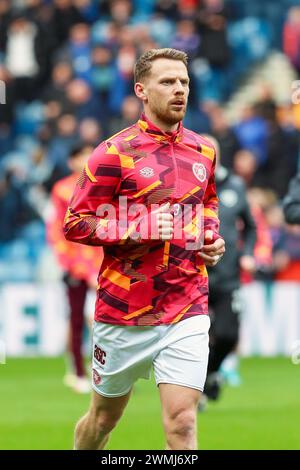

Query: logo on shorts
[[192, 163, 206, 183], [140, 167, 154, 178], [94, 344, 107, 365], [93, 369, 101, 385]]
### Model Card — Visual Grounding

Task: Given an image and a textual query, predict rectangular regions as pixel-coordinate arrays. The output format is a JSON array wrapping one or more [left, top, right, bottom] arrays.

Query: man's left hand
[[198, 232, 225, 267]]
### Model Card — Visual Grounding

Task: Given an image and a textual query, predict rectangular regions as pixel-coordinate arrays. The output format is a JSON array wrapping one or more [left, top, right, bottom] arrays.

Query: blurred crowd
[[1, 0, 300, 284]]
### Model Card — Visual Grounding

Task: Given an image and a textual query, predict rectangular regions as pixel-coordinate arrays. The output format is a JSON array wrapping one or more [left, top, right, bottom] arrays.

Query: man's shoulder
[[105, 123, 138, 147], [183, 127, 216, 159], [89, 123, 138, 160]]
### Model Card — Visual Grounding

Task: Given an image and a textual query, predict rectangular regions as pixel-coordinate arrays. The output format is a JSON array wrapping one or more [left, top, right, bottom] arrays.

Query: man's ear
[[134, 82, 148, 102]]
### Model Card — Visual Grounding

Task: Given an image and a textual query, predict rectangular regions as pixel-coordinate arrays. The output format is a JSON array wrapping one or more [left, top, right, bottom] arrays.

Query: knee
[[164, 408, 196, 441], [90, 409, 121, 435]]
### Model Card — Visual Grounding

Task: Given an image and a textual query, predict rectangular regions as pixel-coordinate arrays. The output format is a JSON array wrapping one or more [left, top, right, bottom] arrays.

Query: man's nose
[[174, 80, 185, 93]]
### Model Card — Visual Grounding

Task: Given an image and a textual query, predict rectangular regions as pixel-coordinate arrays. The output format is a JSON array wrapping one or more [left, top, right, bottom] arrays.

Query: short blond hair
[[134, 48, 188, 83]]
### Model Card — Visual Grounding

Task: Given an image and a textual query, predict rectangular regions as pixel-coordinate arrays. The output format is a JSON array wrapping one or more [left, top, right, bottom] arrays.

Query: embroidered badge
[[192, 163, 206, 183]]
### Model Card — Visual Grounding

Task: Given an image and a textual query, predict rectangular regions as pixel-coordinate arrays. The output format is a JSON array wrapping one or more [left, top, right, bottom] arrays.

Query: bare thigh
[[88, 388, 132, 423]]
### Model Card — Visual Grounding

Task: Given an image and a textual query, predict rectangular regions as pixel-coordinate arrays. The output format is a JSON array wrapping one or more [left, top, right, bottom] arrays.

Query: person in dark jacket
[[283, 173, 300, 224], [202, 136, 257, 403]]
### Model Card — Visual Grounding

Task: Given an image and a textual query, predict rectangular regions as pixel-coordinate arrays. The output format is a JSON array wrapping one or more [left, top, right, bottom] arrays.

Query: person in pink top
[[64, 48, 225, 450], [47, 144, 103, 393]]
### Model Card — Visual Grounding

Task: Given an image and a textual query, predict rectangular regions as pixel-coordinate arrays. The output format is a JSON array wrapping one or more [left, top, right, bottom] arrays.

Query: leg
[[205, 289, 240, 399], [153, 316, 210, 449], [159, 384, 201, 450], [78, 321, 155, 449], [74, 389, 131, 450], [208, 289, 240, 374], [66, 276, 88, 377]]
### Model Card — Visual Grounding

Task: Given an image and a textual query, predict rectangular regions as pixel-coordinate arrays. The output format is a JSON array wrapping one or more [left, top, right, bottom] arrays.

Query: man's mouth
[[171, 100, 185, 106]]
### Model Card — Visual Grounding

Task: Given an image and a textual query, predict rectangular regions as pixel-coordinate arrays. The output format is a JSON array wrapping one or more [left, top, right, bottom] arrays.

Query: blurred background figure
[[200, 136, 256, 407], [283, 6, 300, 76], [283, 173, 300, 224], [47, 143, 103, 393]]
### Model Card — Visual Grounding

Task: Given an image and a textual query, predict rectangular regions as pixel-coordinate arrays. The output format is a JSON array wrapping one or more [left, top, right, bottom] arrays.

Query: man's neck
[[143, 110, 180, 133]]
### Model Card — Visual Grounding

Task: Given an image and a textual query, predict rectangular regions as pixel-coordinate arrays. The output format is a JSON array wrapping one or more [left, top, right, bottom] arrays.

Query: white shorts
[[92, 315, 210, 397]]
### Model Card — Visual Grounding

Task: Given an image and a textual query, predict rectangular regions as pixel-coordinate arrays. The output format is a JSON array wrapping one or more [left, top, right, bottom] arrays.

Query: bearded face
[[137, 58, 190, 130]]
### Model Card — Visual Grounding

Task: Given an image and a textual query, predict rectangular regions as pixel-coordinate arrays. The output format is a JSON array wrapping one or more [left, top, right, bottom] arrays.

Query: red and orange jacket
[[47, 173, 103, 284], [63, 114, 220, 326]]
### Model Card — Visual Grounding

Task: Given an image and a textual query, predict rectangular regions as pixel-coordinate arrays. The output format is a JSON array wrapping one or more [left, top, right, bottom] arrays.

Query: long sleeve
[[47, 183, 74, 273], [63, 142, 154, 246], [47, 177, 102, 282]]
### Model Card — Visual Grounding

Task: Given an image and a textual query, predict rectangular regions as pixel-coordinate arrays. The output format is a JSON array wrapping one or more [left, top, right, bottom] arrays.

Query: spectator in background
[[210, 106, 241, 169], [235, 93, 299, 199], [90, 44, 115, 128], [225, 187, 273, 387], [0, 65, 15, 129], [254, 83, 277, 123], [234, 105, 269, 168], [90, 44, 114, 95], [64, 78, 103, 122], [41, 61, 73, 136], [201, 136, 256, 404], [197, 0, 230, 68], [53, 0, 83, 46], [233, 149, 258, 187], [46, 113, 78, 177], [283, 173, 300, 224], [109, 40, 137, 115], [25, 0, 58, 84], [73, 0, 100, 24], [177, 0, 198, 20], [283, 6, 300, 76], [0, 168, 37, 242], [154, 0, 178, 21], [253, 86, 298, 199], [0, 0, 11, 53], [242, 188, 273, 281], [268, 200, 300, 283], [171, 19, 200, 59], [59, 22, 92, 82], [4, 12, 46, 101], [42, 61, 73, 106], [258, 119, 295, 198], [79, 117, 102, 147], [109, 0, 132, 27], [47, 143, 103, 394], [109, 94, 141, 135]]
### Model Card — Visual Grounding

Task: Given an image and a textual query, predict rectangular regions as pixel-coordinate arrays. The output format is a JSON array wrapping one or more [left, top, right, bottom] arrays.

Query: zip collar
[[137, 113, 183, 143]]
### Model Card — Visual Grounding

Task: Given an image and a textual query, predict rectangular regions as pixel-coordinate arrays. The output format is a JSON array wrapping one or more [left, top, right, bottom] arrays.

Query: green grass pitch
[[0, 357, 299, 450]]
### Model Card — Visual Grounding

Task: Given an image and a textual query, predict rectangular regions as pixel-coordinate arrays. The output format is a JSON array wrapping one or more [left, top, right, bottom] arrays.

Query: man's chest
[[118, 142, 212, 205]]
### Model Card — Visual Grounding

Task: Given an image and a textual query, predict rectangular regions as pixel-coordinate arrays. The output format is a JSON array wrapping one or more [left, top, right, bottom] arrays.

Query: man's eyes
[[161, 80, 189, 85]]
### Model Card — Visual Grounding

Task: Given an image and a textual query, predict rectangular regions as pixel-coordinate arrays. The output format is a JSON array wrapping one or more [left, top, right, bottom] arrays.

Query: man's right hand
[[155, 202, 174, 240]]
